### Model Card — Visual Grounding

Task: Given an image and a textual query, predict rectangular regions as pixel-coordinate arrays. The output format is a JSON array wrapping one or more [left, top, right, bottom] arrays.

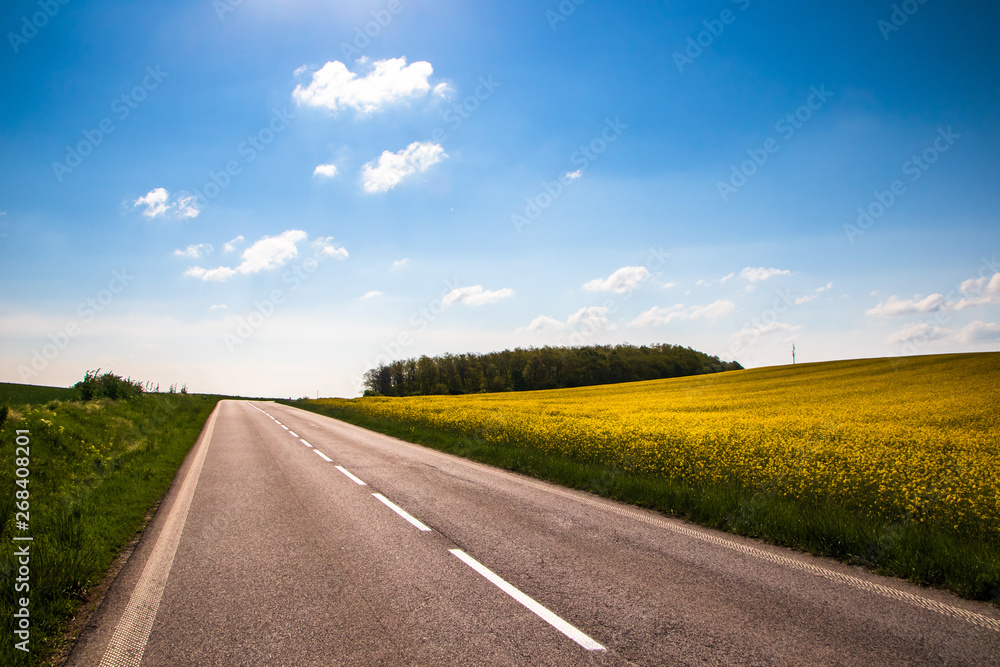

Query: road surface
[[67, 400, 1000, 665]]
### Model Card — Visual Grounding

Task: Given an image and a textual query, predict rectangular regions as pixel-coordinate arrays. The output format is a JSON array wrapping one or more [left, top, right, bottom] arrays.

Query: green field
[[0, 383, 78, 407]]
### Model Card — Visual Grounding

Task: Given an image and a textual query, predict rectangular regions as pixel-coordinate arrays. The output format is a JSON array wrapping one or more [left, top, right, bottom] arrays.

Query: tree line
[[362, 344, 743, 396]]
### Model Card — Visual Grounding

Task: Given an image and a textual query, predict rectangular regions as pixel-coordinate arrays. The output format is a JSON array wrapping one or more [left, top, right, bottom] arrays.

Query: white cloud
[[184, 266, 238, 282], [392, 258, 410, 269], [314, 163, 339, 178], [134, 188, 200, 219], [955, 273, 1000, 309], [583, 266, 650, 294], [796, 282, 834, 304], [728, 321, 804, 349], [432, 82, 454, 98], [565, 170, 582, 180], [522, 315, 565, 332], [185, 230, 335, 282], [362, 142, 447, 193], [566, 306, 609, 329], [174, 243, 213, 259], [209, 304, 228, 311], [866, 294, 947, 318], [312, 236, 349, 261], [222, 235, 245, 253], [662, 281, 678, 290], [866, 275, 1000, 317], [885, 323, 949, 345], [361, 290, 383, 299], [443, 285, 514, 307], [739, 266, 791, 283], [293, 57, 436, 114], [957, 321, 1000, 343], [718, 272, 735, 284], [629, 305, 683, 327], [629, 299, 735, 327], [880, 318, 1000, 347], [134, 188, 170, 217], [237, 230, 308, 274], [521, 306, 611, 334], [175, 195, 201, 219]]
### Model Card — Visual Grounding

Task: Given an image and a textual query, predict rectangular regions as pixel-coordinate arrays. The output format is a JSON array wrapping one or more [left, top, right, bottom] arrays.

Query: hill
[[294, 352, 1000, 605], [362, 343, 742, 396]]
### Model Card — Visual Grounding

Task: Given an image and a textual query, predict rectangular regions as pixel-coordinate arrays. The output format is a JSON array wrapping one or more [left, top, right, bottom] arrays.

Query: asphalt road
[[67, 400, 1000, 666]]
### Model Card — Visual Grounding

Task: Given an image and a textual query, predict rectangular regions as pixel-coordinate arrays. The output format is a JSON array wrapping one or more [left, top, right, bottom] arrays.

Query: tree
[[360, 343, 743, 396]]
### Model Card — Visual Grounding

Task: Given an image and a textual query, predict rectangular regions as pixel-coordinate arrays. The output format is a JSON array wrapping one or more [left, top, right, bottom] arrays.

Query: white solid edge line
[[314, 450, 333, 462], [449, 549, 605, 652], [300, 439, 312, 447], [334, 466, 367, 486], [372, 493, 432, 532]]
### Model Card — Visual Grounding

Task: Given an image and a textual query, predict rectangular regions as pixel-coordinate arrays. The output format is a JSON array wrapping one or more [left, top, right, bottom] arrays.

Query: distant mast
[[792, 343, 796, 365]]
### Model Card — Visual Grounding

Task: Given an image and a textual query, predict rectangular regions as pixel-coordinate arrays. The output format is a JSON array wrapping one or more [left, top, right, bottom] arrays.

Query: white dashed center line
[[373, 493, 432, 532], [245, 401, 612, 653], [449, 549, 606, 651], [335, 466, 367, 486]]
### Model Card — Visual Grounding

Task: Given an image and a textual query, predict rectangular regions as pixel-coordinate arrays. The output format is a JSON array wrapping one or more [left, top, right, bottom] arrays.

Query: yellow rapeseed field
[[317, 353, 1000, 536]]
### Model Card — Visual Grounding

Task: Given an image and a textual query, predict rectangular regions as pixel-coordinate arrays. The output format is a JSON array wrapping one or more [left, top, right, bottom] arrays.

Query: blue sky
[[1, 0, 998, 397]]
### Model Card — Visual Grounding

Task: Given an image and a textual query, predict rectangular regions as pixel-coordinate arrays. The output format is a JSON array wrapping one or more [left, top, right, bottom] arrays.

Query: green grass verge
[[0, 393, 223, 666], [280, 398, 1000, 608]]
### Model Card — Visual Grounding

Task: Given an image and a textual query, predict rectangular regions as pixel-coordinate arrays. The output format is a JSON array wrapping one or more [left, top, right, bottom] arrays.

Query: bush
[[74, 369, 144, 401]]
